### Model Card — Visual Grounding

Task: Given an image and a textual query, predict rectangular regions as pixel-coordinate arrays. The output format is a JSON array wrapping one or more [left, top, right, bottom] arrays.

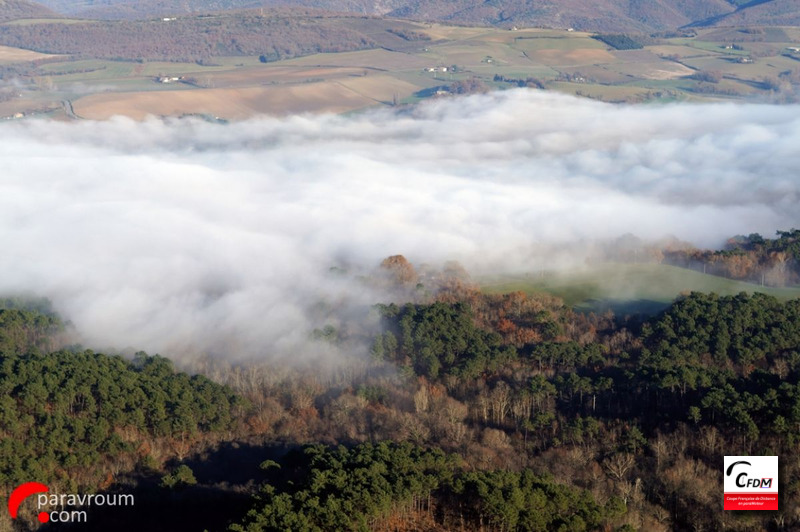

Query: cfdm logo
[[7, 482, 134, 524], [724, 456, 779, 511]]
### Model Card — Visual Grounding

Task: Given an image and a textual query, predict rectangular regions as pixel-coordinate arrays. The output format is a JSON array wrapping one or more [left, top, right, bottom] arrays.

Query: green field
[[512, 36, 607, 52], [480, 263, 800, 315]]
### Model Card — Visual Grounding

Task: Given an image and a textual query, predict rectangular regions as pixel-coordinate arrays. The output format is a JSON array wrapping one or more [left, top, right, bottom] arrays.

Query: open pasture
[[0, 44, 58, 63], [524, 47, 618, 67], [511, 36, 607, 52], [480, 263, 800, 315], [558, 65, 633, 84], [280, 48, 432, 71], [549, 81, 651, 100], [646, 44, 717, 59], [70, 75, 422, 120], [605, 59, 694, 80]]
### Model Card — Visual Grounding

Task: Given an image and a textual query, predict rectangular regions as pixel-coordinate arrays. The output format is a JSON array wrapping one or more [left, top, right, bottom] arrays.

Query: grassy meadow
[[480, 263, 800, 315]]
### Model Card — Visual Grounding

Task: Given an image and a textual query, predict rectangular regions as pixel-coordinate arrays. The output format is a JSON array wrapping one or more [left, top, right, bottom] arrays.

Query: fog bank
[[0, 90, 797, 359]]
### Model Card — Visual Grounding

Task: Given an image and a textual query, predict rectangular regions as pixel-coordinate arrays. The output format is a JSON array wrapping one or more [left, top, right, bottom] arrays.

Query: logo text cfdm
[[724, 456, 778, 511]]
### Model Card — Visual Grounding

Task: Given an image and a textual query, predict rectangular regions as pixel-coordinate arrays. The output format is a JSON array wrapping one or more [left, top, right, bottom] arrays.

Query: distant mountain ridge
[[3, 0, 797, 31]]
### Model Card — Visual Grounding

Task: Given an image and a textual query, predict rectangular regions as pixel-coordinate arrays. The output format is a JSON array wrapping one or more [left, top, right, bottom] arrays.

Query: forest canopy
[[1, 249, 799, 532]]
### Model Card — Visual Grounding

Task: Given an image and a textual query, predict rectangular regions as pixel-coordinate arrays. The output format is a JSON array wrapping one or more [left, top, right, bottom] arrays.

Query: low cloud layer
[[0, 90, 797, 359]]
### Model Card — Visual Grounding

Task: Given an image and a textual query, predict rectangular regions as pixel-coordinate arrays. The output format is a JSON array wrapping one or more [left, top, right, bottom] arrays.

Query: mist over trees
[[1, 93, 798, 361], [1, 94, 799, 530], [2, 239, 800, 531]]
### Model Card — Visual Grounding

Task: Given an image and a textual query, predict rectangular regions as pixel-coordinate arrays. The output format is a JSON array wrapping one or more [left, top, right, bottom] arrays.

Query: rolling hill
[[696, 0, 800, 28], [0, 0, 58, 21], [0, 9, 390, 61]]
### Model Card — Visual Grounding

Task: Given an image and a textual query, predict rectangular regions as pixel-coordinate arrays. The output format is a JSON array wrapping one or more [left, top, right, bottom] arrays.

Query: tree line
[[664, 229, 800, 286]]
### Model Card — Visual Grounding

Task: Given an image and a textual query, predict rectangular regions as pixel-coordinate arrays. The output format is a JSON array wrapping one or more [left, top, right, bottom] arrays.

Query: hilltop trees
[[0, 303, 63, 355], [664, 229, 800, 286], [373, 302, 516, 380], [229, 442, 620, 532], [0, 311, 245, 490]]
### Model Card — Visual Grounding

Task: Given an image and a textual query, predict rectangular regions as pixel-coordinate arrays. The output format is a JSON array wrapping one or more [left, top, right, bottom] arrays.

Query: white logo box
[[724, 456, 778, 511]]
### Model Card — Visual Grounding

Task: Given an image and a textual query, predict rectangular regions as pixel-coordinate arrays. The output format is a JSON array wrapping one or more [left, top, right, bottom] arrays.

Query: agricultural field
[[1, 16, 800, 120], [0, 42, 56, 62], [480, 263, 800, 315]]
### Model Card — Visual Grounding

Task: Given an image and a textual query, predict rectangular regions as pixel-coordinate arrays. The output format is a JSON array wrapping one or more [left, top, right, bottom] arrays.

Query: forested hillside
[[0, 10, 378, 62], [227, 286, 800, 531], [10, 0, 794, 31], [2, 260, 800, 531], [0, 349, 244, 489], [229, 442, 621, 532], [0, 0, 56, 22], [0, 306, 247, 530], [696, 0, 800, 28], [386, 0, 735, 32]]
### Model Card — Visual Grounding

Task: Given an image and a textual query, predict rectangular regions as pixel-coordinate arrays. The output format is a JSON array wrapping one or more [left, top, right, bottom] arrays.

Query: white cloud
[[0, 90, 797, 359]]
